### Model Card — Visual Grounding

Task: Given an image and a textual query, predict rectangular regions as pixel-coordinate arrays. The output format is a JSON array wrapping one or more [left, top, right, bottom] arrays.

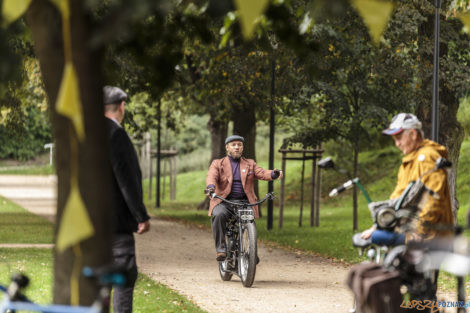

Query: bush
[[0, 104, 51, 161]]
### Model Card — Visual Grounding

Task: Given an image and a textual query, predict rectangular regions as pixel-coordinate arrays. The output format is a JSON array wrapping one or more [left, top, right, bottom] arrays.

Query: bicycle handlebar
[[329, 178, 358, 197], [212, 192, 275, 207]]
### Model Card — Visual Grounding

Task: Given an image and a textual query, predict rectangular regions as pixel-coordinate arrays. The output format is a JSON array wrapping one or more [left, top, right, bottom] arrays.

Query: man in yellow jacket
[[362, 113, 454, 243]]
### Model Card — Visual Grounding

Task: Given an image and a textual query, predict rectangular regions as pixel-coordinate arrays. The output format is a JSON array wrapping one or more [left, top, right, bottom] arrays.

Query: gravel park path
[[0, 175, 375, 312]]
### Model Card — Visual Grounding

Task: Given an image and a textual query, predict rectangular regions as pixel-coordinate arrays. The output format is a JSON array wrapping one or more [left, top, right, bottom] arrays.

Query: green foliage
[[0, 103, 51, 161], [457, 97, 470, 138], [281, 5, 415, 149], [0, 26, 51, 161]]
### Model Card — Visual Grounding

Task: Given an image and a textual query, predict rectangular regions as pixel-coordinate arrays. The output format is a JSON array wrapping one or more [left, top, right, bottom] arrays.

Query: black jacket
[[106, 117, 150, 234]]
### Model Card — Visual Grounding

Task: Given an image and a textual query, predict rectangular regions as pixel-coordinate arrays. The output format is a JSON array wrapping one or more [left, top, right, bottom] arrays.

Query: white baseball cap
[[382, 113, 422, 136]]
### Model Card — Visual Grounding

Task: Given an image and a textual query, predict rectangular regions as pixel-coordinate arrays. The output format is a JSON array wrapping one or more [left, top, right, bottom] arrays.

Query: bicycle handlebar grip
[[329, 185, 345, 197], [11, 273, 29, 289], [329, 179, 355, 197]]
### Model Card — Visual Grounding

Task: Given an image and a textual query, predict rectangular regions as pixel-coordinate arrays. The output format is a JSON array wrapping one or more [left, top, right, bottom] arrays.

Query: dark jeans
[[371, 229, 405, 246], [211, 202, 235, 253], [211, 200, 250, 253], [112, 233, 138, 313]]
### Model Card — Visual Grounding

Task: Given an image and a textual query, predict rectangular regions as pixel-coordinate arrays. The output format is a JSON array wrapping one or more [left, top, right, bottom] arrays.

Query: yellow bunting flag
[[50, 0, 70, 19], [56, 63, 85, 141], [458, 13, 470, 34], [56, 180, 94, 252], [351, 0, 395, 45], [1, 0, 32, 26], [234, 0, 270, 39], [51, 0, 85, 141]]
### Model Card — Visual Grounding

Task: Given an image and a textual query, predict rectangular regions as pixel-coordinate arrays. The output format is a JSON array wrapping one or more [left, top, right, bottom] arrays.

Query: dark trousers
[[211, 200, 251, 253], [112, 233, 138, 313], [211, 202, 234, 253]]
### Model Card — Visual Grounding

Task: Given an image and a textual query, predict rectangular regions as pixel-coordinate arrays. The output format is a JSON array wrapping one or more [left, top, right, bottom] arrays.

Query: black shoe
[[216, 252, 227, 261], [256, 255, 260, 264]]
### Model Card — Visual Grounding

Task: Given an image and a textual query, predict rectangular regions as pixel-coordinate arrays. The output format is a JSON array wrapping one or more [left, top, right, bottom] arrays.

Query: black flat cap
[[103, 86, 127, 105], [225, 135, 244, 145]]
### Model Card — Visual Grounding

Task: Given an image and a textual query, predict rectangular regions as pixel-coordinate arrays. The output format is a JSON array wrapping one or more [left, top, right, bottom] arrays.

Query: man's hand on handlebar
[[361, 224, 377, 240], [273, 169, 283, 180], [204, 186, 215, 198]]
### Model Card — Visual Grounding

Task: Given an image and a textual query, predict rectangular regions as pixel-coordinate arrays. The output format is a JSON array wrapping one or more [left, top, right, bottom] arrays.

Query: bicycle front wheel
[[239, 222, 257, 287], [219, 235, 233, 281]]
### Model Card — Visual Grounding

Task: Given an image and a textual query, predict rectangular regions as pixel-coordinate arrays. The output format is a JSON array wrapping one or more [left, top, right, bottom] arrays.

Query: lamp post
[[267, 33, 278, 230]]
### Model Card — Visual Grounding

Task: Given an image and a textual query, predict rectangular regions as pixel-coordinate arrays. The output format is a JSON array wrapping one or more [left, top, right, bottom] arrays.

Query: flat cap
[[103, 86, 127, 105], [225, 135, 244, 145]]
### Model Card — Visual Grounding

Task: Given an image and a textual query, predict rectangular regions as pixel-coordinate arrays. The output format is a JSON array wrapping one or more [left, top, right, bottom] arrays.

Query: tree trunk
[[416, 5, 464, 221], [232, 102, 260, 215], [27, 0, 113, 305], [197, 110, 228, 210], [208, 113, 228, 162], [232, 103, 256, 160]]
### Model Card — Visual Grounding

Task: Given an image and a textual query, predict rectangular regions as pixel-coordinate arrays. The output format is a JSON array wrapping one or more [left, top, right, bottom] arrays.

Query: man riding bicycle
[[361, 113, 454, 245], [205, 135, 283, 261]]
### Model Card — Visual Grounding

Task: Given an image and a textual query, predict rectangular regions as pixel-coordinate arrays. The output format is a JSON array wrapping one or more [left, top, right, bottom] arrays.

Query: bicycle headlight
[[376, 207, 397, 229], [240, 214, 254, 221], [395, 209, 414, 227]]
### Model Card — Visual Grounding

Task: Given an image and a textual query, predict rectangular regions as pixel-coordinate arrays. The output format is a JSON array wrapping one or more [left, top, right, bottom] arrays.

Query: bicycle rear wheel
[[239, 222, 257, 287]]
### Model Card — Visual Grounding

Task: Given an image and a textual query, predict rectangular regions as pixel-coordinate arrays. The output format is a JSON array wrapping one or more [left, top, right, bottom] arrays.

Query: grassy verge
[[0, 196, 54, 244], [0, 165, 55, 175], [0, 196, 206, 313], [0, 248, 205, 313]]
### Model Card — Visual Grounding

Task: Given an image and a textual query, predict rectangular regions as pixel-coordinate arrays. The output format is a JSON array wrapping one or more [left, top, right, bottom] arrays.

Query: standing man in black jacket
[[103, 86, 150, 313]]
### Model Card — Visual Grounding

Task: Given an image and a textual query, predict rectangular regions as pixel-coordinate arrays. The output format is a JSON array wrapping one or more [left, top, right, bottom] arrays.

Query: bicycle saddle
[[352, 233, 372, 248]]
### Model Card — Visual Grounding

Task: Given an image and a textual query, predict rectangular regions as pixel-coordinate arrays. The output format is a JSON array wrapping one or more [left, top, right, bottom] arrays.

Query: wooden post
[[162, 158, 167, 200], [146, 132, 151, 179], [172, 153, 177, 200], [315, 152, 321, 227], [310, 153, 316, 227], [278, 151, 286, 228], [148, 153, 153, 201], [155, 100, 161, 208], [169, 156, 174, 200], [299, 152, 305, 227]]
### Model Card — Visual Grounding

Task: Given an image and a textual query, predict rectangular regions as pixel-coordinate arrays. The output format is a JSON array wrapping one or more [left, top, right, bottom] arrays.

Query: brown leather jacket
[[206, 156, 274, 218]]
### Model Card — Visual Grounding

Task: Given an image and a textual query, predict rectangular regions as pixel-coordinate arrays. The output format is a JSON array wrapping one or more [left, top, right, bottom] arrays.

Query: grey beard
[[228, 152, 242, 160]]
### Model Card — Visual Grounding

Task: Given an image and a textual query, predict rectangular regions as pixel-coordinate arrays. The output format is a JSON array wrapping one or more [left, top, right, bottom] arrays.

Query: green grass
[[0, 196, 54, 243], [0, 196, 206, 312], [0, 249, 53, 303], [0, 165, 55, 175], [132, 274, 206, 313], [0, 248, 205, 313]]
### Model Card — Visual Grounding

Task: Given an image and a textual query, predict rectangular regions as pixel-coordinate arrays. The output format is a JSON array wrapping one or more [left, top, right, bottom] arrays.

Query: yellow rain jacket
[[390, 139, 454, 240]]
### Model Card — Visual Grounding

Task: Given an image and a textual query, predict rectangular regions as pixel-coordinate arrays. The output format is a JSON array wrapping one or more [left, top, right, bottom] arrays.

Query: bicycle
[[209, 192, 274, 288], [329, 157, 455, 313], [0, 265, 128, 313]]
